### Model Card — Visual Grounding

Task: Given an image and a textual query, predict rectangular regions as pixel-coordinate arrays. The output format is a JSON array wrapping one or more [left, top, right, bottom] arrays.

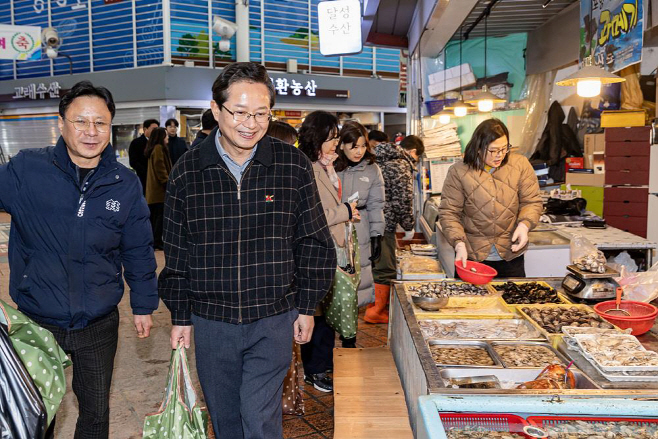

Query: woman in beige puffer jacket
[[439, 119, 542, 278]]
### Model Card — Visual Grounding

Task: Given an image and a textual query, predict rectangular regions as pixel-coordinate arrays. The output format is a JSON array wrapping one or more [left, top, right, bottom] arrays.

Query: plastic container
[[455, 261, 497, 285], [439, 413, 531, 438], [593, 301, 658, 336]]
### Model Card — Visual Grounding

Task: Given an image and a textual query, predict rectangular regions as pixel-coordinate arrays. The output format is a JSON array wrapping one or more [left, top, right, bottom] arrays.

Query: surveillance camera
[[218, 39, 231, 52], [212, 16, 237, 39], [42, 27, 60, 48]]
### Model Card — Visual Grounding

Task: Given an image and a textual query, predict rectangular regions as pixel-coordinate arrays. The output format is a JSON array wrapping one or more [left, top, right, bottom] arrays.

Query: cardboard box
[[566, 172, 605, 187], [601, 110, 646, 128], [428, 72, 477, 96], [565, 157, 584, 172], [605, 126, 651, 142]]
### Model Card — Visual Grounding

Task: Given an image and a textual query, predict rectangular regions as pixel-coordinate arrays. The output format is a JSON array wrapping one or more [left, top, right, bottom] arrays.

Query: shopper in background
[[145, 127, 172, 250], [0, 80, 158, 438], [367, 129, 389, 149], [335, 121, 385, 346], [439, 118, 542, 278], [369, 135, 424, 323], [159, 62, 335, 439], [164, 118, 189, 164], [298, 111, 360, 389], [267, 120, 298, 146], [128, 118, 159, 194], [191, 109, 218, 148]]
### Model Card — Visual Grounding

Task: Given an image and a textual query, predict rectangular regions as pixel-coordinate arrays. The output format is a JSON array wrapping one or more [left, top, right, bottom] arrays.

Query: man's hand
[[170, 325, 192, 349], [134, 315, 153, 339], [293, 314, 314, 344], [511, 222, 529, 252], [455, 242, 468, 268]]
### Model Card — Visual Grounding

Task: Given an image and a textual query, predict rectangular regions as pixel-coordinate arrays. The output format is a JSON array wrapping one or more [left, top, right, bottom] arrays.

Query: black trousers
[[372, 231, 397, 286], [300, 315, 335, 375], [148, 203, 164, 249], [41, 309, 119, 439], [480, 254, 526, 278]]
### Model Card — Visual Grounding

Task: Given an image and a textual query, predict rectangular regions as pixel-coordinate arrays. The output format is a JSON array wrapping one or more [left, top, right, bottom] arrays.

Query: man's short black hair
[[143, 119, 159, 129], [400, 135, 425, 156], [212, 62, 275, 109], [201, 109, 218, 131], [59, 80, 115, 119], [368, 130, 389, 143], [165, 118, 179, 128]]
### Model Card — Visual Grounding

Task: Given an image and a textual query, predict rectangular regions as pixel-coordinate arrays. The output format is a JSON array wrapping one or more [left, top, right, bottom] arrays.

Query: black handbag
[[0, 323, 48, 439]]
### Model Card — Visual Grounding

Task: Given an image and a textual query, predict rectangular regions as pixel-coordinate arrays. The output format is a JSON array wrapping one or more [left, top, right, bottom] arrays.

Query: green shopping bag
[[322, 223, 361, 339], [143, 345, 210, 439], [0, 300, 71, 426]]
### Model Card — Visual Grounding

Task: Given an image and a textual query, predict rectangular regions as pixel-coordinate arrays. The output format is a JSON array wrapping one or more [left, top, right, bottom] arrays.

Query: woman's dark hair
[[368, 130, 389, 143], [212, 62, 275, 109], [59, 80, 115, 119], [463, 118, 510, 170], [298, 111, 339, 162], [335, 121, 375, 171], [267, 120, 298, 145], [145, 127, 168, 159]]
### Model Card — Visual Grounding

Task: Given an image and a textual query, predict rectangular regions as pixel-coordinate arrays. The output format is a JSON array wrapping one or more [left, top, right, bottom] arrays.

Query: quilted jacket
[[438, 154, 542, 262]]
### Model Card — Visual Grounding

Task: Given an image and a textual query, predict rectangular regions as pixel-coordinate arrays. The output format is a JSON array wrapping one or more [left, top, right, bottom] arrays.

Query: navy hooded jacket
[[0, 137, 159, 329]]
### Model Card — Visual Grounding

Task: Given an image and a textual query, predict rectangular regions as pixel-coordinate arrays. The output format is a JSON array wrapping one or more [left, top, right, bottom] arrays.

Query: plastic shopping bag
[[143, 346, 210, 439], [615, 261, 658, 303], [0, 300, 71, 427], [281, 341, 304, 416], [0, 323, 48, 439], [570, 234, 606, 273]]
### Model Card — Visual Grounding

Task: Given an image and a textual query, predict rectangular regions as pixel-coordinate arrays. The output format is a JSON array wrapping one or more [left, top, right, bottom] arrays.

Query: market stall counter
[[389, 278, 658, 436]]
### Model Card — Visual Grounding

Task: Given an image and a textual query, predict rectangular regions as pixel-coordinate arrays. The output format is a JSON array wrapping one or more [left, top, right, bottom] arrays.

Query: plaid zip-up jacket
[[158, 129, 337, 326]]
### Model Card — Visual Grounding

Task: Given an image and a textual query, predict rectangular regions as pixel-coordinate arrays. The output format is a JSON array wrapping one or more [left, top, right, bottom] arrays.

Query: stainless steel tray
[[438, 368, 601, 390], [427, 340, 503, 369], [489, 341, 572, 369], [419, 319, 545, 342]]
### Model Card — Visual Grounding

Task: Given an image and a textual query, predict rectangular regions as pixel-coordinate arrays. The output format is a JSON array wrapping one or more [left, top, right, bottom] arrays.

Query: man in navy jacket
[[0, 80, 158, 438]]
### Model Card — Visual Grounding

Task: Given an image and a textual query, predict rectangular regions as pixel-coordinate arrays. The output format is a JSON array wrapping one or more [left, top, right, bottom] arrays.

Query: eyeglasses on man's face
[[66, 118, 111, 134], [486, 145, 511, 157], [221, 104, 271, 124]]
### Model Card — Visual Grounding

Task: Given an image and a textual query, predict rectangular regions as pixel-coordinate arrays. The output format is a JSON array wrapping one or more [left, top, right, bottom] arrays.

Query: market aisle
[[0, 212, 389, 438]]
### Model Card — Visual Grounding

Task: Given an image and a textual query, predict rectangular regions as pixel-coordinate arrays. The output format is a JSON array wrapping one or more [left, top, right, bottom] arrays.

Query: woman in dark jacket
[[145, 127, 172, 250]]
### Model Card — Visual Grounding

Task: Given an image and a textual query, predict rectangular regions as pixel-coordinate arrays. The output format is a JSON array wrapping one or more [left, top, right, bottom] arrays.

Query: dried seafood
[[573, 249, 607, 273], [446, 428, 524, 439], [539, 419, 658, 438], [430, 345, 495, 366], [520, 306, 614, 334], [493, 344, 562, 368], [408, 282, 490, 298], [419, 320, 540, 340], [576, 335, 658, 368], [495, 281, 562, 304]]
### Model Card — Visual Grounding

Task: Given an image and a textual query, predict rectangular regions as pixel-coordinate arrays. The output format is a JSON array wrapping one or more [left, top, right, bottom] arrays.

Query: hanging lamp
[[465, 11, 505, 112], [445, 26, 474, 117], [431, 50, 452, 124], [555, 0, 624, 97]]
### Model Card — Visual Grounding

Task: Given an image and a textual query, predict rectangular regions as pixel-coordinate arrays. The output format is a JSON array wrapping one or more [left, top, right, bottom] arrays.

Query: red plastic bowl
[[455, 261, 497, 285], [593, 301, 658, 336]]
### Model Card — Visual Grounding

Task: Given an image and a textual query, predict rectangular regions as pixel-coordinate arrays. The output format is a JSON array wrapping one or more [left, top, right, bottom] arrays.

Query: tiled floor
[[284, 309, 389, 439]]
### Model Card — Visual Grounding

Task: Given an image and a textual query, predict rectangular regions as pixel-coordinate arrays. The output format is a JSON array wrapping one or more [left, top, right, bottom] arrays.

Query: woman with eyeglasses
[[145, 127, 172, 250], [439, 118, 542, 278]]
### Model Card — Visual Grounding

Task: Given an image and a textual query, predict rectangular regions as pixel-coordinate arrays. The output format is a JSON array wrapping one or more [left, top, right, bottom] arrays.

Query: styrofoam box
[[428, 72, 477, 97]]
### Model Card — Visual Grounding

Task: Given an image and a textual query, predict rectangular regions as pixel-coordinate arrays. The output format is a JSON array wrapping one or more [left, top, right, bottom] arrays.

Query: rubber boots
[[364, 283, 390, 324]]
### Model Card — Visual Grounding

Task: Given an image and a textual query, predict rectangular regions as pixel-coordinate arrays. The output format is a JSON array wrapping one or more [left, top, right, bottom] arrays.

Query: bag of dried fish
[[520, 306, 614, 334], [495, 281, 562, 304], [407, 281, 490, 298], [516, 364, 575, 389], [570, 234, 607, 273]]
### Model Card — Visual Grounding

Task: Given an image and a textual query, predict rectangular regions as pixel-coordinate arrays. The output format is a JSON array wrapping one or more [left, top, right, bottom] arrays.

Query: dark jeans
[[300, 315, 335, 375], [40, 309, 119, 439], [148, 203, 164, 249], [192, 310, 296, 439], [480, 254, 526, 278], [372, 231, 397, 286]]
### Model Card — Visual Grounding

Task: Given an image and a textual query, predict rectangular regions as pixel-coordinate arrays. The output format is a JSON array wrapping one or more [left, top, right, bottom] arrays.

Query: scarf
[[318, 152, 341, 199]]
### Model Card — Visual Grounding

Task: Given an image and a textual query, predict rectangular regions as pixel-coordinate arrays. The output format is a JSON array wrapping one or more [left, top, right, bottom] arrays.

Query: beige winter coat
[[438, 154, 542, 262], [313, 161, 351, 248]]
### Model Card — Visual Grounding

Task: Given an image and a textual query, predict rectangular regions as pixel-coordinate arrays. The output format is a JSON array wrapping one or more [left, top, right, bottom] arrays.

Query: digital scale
[[561, 264, 620, 301]]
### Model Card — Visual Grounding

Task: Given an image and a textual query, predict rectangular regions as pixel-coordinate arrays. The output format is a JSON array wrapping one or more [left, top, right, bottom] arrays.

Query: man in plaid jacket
[[158, 62, 336, 439]]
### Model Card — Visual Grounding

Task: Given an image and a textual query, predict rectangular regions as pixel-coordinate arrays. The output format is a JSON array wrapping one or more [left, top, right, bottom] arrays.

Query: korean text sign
[[0, 24, 41, 61], [318, 0, 362, 56], [581, 0, 643, 72]]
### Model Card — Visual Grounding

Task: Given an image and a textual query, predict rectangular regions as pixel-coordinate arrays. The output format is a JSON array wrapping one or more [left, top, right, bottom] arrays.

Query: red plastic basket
[[439, 413, 531, 437], [528, 415, 658, 431], [454, 261, 497, 285], [593, 301, 658, 335]]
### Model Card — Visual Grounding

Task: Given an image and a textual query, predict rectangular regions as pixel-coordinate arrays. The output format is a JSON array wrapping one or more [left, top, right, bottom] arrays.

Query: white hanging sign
[[0, 24, 42, 61], [318, 0, 362, 56]]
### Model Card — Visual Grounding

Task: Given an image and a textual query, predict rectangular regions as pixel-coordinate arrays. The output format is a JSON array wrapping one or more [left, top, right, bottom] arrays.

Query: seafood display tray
[[409, 295, 516, 319], [419, 319, 546, 342], [527, 415, 658, 435], [438, 368, 600, 390], [489, 341, 571, 369], [428, 340, 504, 368], [490, 281, 573, 309], [404, 281, 497, 297], [438, 413, 531, 438], [573, 334, 658, 373], [591, 362, 658, 382]]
